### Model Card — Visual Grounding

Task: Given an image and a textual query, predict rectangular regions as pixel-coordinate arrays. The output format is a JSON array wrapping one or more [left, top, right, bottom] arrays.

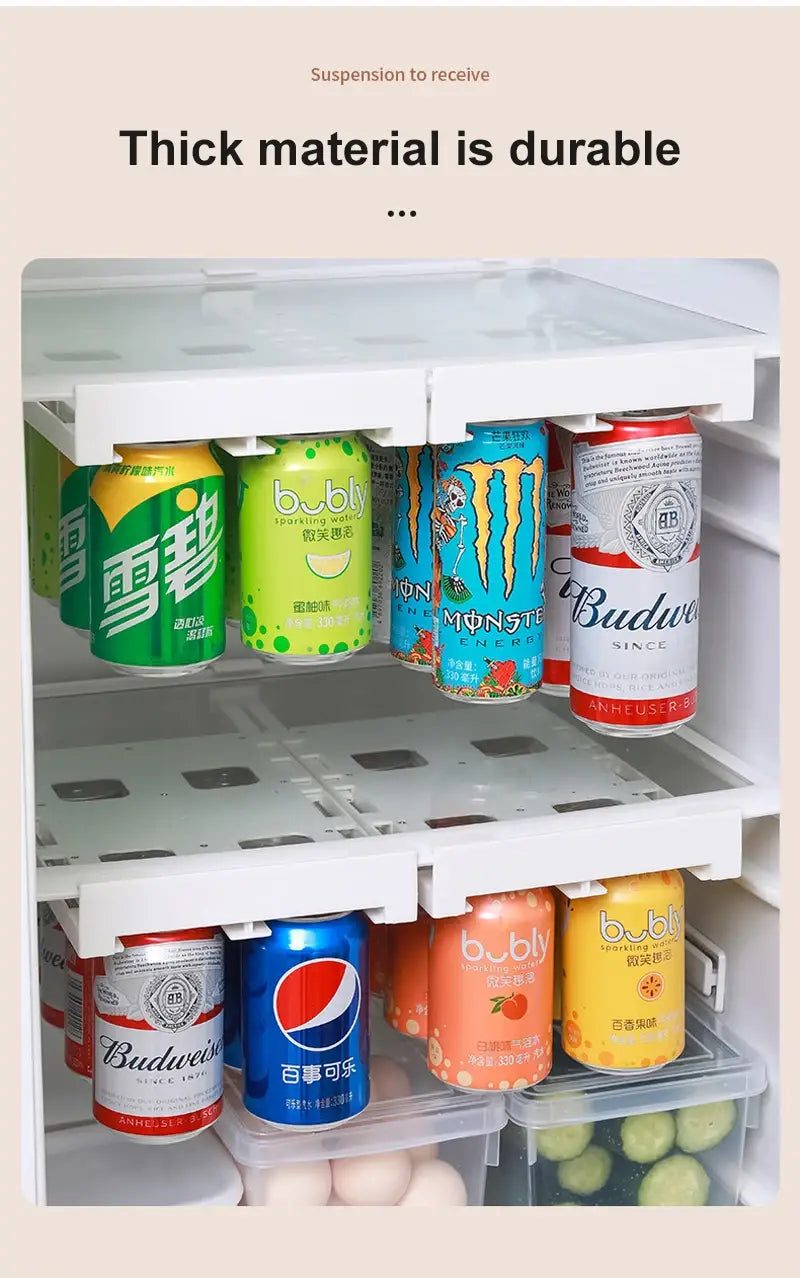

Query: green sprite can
[[88, 441, 226, 676], [25, 423, 60, 602], [59, 457, 97, 635], [239, 433, 372, 664], [210, 442, 241, 626]]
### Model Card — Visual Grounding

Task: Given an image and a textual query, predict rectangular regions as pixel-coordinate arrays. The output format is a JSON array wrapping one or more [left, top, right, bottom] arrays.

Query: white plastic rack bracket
[[24, 400, 106, 465], [547, 414, 603, 435], [554, 880, 607, 900], [426, 345, 756, 445], [50, 899, 125, 955], [211, 437, 276, 458], [221, 921, 272, 941], [24, 369, 430, 465], [415, 807, 742, 919], [685, 924, 727, 1013]]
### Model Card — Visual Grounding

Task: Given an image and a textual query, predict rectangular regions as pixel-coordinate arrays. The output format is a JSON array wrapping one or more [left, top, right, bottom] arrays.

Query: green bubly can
[[239, 433, 372, 664], [89, 441, 226, 676], [59, 456, 97, 635]]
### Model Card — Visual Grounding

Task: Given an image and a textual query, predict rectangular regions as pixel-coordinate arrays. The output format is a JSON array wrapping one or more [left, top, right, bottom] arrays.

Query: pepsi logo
[[273, 958, 362, 1052]]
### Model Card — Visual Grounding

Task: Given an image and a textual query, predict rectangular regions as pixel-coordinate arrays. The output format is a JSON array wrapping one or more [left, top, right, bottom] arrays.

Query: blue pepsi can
[[390, 445, 434, 670], [432, 420, 548, 703], [242, 911, 370, 1129], [223, 936, 243, 1071]]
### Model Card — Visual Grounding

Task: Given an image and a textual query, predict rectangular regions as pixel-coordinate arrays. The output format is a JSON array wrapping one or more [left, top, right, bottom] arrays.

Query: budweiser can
[[561, 871, 685, 1074], [38, 905, 65, 1029], [570, 409, 701, 737], [542, 422, 571, 696], [64, 941, 103, 1079], [93, 927, 225, 1142], [384, 912, 430, 1040], [427, 889, 554, 1092]]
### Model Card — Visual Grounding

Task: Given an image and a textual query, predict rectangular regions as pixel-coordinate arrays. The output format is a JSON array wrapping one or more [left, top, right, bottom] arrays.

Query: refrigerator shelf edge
[[20, 266, 771, 460], [32, 665, 771, 957]]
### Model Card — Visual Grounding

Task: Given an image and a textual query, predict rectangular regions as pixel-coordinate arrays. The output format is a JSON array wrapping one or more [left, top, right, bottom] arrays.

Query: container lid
[[506, 996, 767, 1129], [215, 1004, 507, 1168], [45, 1125, 243, 1206]]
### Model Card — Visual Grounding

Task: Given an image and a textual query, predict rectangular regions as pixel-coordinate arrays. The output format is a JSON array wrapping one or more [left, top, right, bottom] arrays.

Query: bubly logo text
[[273, 477, 367, 519], [461, 927, 550, 963], [599, 905, 683, 945]]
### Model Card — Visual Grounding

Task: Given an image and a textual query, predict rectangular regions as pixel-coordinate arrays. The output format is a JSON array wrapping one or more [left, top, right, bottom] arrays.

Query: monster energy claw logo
[[99, 491, 222, 638], [439, 457, 545, 599]]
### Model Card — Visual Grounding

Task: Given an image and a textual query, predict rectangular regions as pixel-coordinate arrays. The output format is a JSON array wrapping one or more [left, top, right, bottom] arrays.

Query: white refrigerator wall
[[22, 258, 780, 1204]]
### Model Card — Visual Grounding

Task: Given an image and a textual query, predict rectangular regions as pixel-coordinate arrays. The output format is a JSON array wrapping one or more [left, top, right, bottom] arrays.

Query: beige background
[[0, 4, 789, 1269]]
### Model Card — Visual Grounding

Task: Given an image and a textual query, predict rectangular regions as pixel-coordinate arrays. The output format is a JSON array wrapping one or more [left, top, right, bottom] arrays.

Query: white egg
[[409, 1142, 439, 1164], [370, 1055, 412, 1102], [242, 1160, 332, 1206], [332, 1150, 413, 1205], [398, 1159, 469, 1206]]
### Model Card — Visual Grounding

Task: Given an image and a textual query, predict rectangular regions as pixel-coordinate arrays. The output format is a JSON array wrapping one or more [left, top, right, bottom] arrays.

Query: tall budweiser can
[[64, 941, 103, 1079], [38, 905, 66, 1028], [542, 421, 572, 696], [570, 409, 702, 736], [93, 927, 225, 1142]]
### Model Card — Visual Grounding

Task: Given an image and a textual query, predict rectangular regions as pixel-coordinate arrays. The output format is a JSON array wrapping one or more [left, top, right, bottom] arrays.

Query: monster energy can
[[239, 433, 372, 664], [25, 423, 60, 603], [59, 457, 97, 636], [88, 441, 226, 676], [210, 442, 241, 627], [432, 421, 548, 703], [390, 445, 434, 670]]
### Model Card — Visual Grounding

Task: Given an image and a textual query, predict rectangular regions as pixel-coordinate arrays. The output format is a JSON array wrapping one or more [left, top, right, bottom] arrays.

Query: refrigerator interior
[[20, 257, 780, 1206]]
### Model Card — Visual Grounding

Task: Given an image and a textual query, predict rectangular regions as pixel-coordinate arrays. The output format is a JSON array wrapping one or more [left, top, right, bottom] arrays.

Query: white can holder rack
[[34, 660, 778, 958], [21, 262, 775, 462]]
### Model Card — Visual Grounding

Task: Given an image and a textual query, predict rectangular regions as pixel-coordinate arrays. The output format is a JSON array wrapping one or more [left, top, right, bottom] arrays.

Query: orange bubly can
[[384, 912, 430, 1039], [368, 921, 390, 998], [553, 891, 564, 1025], [561, 870, 685, 1075], [427, 889, 554, 1092]]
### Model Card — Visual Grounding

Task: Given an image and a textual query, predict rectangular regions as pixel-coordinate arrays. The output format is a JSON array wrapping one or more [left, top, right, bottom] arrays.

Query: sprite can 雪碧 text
[[88, 441, 226, 675], [59, 457, 97, 635]]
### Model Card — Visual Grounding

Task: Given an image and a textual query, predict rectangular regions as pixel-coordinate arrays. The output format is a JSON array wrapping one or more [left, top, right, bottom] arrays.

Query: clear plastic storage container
[[485, 996, 767, 1207], [215, 1005, 507, 1206]]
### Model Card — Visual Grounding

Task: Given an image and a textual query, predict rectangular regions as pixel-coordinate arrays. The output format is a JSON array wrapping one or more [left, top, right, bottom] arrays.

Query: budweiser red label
[[543, 423, 571, 694], [570, 413, 701, 736], [38, 905, 65, 1028], [65, 942, 102, 1079], [93, 932, 224, 1141]]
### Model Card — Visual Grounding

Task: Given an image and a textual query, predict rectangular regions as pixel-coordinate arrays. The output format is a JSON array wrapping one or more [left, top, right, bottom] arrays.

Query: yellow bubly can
[[561, 870, 685, 1075]]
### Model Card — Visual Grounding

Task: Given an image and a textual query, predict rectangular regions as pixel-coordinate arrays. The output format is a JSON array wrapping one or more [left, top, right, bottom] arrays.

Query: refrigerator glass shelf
[[21, 263, 770, 459], [33, 661, 775, 957]]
